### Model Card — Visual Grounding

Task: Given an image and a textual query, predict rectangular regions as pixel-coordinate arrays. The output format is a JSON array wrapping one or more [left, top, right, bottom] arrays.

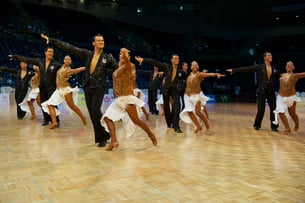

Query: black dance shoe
[[41, 121, 49, 126], [271, 128, 278, 132], [174, 128, 183, 133], [98, 141, 107, 147]]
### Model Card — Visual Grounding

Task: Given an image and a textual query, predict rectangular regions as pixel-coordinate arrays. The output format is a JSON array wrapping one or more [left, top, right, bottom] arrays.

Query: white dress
[[19, 87, 40, 113], [273, 94, 300, 125], [133, 88, 146, 118], [41, 86, 79, 116], [41, 64, 80, 116], [179, 92, 209, 124], [101, 95, 145, 138]]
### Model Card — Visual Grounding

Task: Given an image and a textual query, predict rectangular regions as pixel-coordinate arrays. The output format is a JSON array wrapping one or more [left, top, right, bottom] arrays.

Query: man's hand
[[226, 69, 233, 74], [134, 56, 144, 65], [41, 33, 49, 44]]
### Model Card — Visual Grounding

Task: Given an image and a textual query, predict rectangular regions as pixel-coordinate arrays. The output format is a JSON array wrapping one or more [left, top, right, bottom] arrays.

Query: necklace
[[189, 72, 197, 84], [282, 73, 292, 84]]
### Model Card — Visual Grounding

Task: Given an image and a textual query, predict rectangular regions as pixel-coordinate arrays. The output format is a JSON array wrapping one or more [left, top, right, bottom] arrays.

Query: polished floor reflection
[[0, 102, 305, 202]]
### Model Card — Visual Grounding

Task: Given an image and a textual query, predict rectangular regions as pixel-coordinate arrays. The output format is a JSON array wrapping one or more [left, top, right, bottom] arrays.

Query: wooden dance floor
[[1, 102, 305, 202]]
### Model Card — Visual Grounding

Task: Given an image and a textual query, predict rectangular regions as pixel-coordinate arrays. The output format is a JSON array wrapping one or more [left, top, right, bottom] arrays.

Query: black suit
[[15, 69, 35, 119], [234, 64, 279, 130], [49, 37, 117, 144], [0, 66, 35, 119], [12, 55, 61, 123], [142, 58, 187, 130], [179, 70, 189, 111], [148, 72, 159, 114]]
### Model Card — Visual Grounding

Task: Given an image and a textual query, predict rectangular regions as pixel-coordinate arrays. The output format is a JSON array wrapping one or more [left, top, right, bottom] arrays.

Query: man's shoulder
[[51, 59, 61, 66], [102, 52, 113, 58]]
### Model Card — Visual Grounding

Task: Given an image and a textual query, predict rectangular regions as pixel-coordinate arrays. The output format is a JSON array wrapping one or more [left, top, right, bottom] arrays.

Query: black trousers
[[179, 91, 185, 111], [84, 86, 110, 143], [163, 88, 181, 130], [254, 88, 278, 129], [148, 87, 158, 114], [40, 86, 59, 123], [15, 88, 27, 119]]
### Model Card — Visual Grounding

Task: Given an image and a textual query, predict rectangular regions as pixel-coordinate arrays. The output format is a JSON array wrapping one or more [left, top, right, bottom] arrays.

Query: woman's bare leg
[[279, 112, 291, 135], [64, 93, 87, 125], [195, 102, 209, 130], [141, 106, 149, 121], [161, 104, 164, 116], [203, 106, 209, 120], [48, 105, 58, 129], [287, 102, 299, 131], [103, 117, 119, 151], [187, 111, 202, 133], [36, 94, 41, 107], [28, 99, 36, 120], [126, 104, 157, 146]]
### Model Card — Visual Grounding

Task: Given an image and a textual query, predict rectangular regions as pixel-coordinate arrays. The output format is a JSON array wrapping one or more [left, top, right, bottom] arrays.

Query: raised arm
[[33, 65, 40, 77], [8, 55, 40, 66], [135, 56, 168, 71], [41, 33, 90, 61]]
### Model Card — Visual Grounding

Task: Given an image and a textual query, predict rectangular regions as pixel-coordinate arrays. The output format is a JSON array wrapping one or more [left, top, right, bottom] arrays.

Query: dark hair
[[262, 51, 271, 58], [44, 46, 54, 52], [171, 54, 179, 59], [92, 33, 104, 42]]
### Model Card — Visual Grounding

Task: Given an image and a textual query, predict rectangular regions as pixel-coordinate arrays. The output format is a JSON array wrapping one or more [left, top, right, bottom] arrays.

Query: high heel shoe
[[283, 128, 291, 135], [105, 142, 119, 151], [294, 123, 299, 132], [82, 117, 87, 126], [144, 112, 149, 121], [149, 134, 157, 146], [194, 127, 202, 133], [49, 123, 59, 129]]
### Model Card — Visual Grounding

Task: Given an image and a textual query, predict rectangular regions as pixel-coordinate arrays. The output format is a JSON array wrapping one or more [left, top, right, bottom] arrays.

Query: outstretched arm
[[226, 65, 259, 74], [8, 55, 40, 66], [0, 66, 17, 74], [200, 72, 226, 79], [41, 33, 90, 61], [135, 56, 168, 71], [294, 72, 305, 80], [67, 66, 86, 76]]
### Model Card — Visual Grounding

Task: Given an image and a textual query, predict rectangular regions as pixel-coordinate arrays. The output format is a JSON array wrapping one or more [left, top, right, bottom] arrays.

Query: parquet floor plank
[[0, 102, 305, 202]]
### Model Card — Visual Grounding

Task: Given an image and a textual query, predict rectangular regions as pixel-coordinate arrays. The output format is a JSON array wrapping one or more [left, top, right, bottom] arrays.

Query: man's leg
[[253, 93, 266, 130]]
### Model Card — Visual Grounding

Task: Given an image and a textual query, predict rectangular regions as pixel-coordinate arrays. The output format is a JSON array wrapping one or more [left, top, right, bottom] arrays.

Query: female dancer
[[41, 55, 87, 129], [180, 61, 225, 133], [273, 61, 305, 135], [19, 65, 41, 120], [101, 48, 157, 151]]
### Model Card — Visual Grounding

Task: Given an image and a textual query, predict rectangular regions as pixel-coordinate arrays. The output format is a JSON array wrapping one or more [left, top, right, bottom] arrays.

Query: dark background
[[1, 0, 305, 102]]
